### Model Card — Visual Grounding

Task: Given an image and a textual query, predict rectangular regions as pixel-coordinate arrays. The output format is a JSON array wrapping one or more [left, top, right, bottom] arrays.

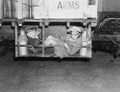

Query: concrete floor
[[0, 52, 120, 92]]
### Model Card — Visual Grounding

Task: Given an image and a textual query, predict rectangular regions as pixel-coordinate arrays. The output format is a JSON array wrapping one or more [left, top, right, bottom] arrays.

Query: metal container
[[0, 0, 3, 19], [3, 0, 12, 18], [18, 29, 28, 56], [31, 0, 48, 19], [11, 0, 30, 19]]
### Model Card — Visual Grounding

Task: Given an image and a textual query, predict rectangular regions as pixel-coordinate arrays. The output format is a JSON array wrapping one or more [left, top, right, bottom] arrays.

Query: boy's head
[[26, 27, 41, 39], [67, 26, 83, 40]]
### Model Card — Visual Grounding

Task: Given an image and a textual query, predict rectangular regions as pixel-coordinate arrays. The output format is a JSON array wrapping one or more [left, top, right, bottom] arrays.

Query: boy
[[45, 26, 83, 58]]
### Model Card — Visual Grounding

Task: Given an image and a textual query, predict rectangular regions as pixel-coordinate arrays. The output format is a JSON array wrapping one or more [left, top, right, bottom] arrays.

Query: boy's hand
[[44, 36, 57, 46]]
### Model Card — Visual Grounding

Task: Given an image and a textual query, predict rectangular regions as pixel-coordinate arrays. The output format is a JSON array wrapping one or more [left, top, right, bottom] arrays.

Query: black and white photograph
[[0, 0, 120, 92]]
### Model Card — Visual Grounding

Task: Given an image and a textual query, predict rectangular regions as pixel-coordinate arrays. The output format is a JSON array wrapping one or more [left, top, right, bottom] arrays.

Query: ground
[[0, 51, 120, 92]]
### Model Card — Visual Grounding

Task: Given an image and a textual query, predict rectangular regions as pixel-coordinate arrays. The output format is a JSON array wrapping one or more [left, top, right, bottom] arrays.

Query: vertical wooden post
[[42, 22, 45, 57], [14, 23, 18, 57]]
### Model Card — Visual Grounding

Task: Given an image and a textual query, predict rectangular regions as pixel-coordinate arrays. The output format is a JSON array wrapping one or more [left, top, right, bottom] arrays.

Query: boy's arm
[[65, 38, 82, 55]]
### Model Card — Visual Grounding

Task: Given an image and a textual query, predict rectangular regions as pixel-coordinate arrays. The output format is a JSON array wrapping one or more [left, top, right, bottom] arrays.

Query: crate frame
[[0, 18, 96, 59]]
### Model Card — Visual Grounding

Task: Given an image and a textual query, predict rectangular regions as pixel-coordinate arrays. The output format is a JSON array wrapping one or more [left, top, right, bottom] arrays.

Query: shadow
[[14, 57, 91, 62]]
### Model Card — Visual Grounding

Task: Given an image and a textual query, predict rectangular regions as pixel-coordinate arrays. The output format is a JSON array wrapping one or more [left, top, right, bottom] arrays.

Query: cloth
[[45, 35, 82, 58], [44, 36, 57, 46], [54, 35, 82, 58]]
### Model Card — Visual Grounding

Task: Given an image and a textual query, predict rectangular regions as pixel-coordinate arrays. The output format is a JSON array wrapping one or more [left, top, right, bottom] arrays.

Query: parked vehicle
[[94, 0, 120, 60], [0, 0, 97, 59]]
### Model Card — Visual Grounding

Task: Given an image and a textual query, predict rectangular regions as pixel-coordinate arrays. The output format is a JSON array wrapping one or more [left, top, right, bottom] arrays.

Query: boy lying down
[[45, 26, 83, 58]]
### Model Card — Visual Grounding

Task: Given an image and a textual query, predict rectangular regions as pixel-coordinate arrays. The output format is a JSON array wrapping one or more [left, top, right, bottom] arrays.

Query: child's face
[[71, 31, 79, 40]]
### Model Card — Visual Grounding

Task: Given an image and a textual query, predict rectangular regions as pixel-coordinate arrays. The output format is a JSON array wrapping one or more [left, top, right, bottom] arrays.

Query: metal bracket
[[11, 22, 17, 27], [44, 20, 49, 27], [18, 20, 23, 26], [66, 22, 70, 28], [0, 22, 1, 27], [39, 22, 43, 27]]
